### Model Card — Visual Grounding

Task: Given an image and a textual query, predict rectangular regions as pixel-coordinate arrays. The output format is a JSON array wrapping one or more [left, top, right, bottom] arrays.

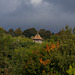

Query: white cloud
[[30, 0, 43, 6]]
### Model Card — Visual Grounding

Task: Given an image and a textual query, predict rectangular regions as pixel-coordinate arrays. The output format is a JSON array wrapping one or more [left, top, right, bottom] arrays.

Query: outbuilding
[[33, 33, 43, 43]]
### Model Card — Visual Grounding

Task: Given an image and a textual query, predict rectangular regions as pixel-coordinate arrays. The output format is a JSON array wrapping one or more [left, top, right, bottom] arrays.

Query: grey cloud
[[45, 0, 75, 13], [0, 0, 75, 33]]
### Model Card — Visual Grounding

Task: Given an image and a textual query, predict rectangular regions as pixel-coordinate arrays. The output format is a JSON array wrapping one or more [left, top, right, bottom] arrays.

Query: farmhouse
[[33, 33, 43, 43]]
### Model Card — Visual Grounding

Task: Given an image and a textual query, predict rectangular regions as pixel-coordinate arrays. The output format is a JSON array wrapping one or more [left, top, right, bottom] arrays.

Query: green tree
[[8, 29, 16, 37], [53, 39, 75, 75], [39, 29, 51, 39], [15, 28, 23, 36], [39, 29, 46, 38], [45, 30, 51, 38], [0, 27, 5, 36], [73, 27, 75, 34], [58, 25, 72, 36], [65, 25, 72, 35], [67, 64, 75, 75], [23, 28, 37, 38], [0, 34, 13, 75]]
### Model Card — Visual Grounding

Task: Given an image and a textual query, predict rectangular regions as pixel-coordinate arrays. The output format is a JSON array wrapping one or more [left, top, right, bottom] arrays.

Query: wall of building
[[33, 40, 42, 43]]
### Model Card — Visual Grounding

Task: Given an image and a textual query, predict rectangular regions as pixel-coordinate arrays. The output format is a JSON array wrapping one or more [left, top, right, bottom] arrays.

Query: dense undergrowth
[[0, 26, 75, 75]]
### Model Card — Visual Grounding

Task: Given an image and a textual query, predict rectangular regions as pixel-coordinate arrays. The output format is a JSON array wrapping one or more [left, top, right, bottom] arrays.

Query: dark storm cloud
[[0, 0, 75, 32], [46, 0, 75, 13]]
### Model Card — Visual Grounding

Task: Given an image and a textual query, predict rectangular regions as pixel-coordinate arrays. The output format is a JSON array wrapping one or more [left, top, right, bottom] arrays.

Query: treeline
[[2, 25, 75, 39], [0, 25, 75, 75], [5, 28, 51, 39]]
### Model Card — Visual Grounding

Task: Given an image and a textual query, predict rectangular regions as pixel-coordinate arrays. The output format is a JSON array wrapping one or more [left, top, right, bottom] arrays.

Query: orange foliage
[[50, 44, 56, 49], [40, 58, 51, 65], [45, 41, 60, 52], [39, 41, 60, 66], [56, 41, 59, 48]]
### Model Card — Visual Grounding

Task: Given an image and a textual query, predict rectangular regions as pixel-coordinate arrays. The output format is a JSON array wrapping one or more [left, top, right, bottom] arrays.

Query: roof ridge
[[33, 34, 43, 40]]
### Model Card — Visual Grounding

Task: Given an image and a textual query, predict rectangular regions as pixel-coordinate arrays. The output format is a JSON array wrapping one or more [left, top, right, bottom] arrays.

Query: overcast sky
[[0, 0, 75, 32]]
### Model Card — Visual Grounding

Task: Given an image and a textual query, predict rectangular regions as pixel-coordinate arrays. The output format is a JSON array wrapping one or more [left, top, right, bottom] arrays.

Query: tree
[[65, 25, 72, 35], [0, 34, 13, 75], [39, 29, 45, 38], [39, 29, 51, 39], [67, 64, 75, 75], [23, 28, 37, 38], [8, 29, 15, 37], [0, 27, 5, 36], [45, 30, 51, 38], [15, 28, 23, 36], [58, 25, 72, 36], [73, 27, 75, 34]]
